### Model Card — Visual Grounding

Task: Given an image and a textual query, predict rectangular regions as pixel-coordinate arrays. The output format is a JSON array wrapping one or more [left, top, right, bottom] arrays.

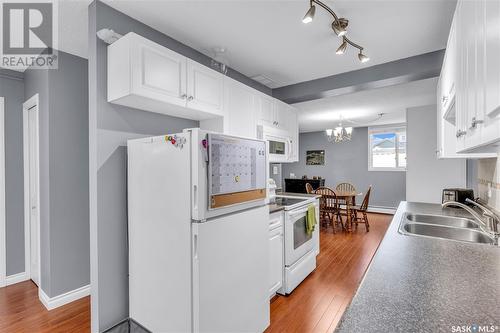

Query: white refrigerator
[[128, 129, 270, 333]]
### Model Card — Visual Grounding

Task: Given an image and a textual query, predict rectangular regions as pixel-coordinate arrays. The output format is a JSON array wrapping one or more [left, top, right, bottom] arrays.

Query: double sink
[[399, 213, 497, 245]]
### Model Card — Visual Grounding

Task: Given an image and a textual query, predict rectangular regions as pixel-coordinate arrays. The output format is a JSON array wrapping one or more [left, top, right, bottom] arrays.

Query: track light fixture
[[302, 5, 316, 23], [358, 52, 370, 63], [336, 38, 347, 55], [302, 0, 369, 63]]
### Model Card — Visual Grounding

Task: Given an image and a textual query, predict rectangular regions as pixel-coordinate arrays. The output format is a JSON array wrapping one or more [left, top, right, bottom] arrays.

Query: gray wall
[[282, 128, 406, 208], [89, 2, 205, 331], [24, 52, 90, 297], [406, 105, 466, 203], [0, 69, 25, 276], [48, 52, 90, 296]]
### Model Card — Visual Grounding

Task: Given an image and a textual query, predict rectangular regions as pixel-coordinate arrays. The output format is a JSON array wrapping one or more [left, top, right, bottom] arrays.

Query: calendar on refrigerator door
[[208, 133, 267, 209]]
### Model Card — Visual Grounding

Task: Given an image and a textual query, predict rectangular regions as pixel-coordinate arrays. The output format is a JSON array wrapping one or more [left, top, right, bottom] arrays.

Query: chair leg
[[364, 212, 369, 232]]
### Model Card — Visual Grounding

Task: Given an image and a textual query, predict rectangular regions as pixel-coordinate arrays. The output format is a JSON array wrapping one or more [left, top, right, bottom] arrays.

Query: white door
[[131, 35, 187, 107], [193, 206, 269, 333], [268, 226, 283, 297], [24, 97, 40, 287], [284, 207, 315, 267], [186, 59, 224, 115], [225, 78, 257, 138]]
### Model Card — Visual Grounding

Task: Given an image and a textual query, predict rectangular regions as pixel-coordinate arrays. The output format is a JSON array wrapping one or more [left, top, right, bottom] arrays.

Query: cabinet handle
[[181, 94, 187, 99], [456, 129, 467, 138], [442, 95, 448, 104], [469, 117, 484, 129], [187, 96, 194, 101]]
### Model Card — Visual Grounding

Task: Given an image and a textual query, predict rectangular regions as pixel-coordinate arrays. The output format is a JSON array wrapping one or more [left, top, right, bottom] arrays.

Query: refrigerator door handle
[[193, 185, 198, 210], [193, 234, 198, 260]]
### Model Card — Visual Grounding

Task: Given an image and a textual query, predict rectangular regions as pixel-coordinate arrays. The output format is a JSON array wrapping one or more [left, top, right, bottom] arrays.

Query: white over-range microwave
[[258, 126, 291, 163]]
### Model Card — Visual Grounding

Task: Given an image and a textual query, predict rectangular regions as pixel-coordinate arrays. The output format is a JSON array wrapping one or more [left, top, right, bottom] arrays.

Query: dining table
[[335, 190, 363, 232]]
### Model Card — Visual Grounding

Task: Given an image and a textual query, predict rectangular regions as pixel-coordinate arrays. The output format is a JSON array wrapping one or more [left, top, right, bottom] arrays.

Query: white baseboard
[[39, 284, 90, 310], [5, 272, 29, 286], [367, 206, 396, 214]]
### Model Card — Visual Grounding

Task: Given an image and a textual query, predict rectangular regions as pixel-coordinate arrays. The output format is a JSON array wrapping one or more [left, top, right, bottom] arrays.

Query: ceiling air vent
[[251, 75, 283, 89]]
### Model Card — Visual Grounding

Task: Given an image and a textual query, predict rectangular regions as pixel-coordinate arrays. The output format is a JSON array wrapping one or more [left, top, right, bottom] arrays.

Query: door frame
[[22, 94, 41, 286], [0, 97, 6, 288]]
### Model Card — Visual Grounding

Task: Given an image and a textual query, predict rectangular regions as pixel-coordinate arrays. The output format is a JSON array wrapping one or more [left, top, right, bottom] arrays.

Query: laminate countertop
[[335, 201, 500, 333]]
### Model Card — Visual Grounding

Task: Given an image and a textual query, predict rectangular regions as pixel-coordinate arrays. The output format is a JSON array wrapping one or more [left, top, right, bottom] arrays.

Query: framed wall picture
[[306, 150, 325, 165]]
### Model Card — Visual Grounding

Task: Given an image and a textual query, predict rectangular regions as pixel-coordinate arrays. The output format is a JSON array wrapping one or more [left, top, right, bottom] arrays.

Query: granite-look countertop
[[335, 201, 500, 333], [268, 204, 285, 214]]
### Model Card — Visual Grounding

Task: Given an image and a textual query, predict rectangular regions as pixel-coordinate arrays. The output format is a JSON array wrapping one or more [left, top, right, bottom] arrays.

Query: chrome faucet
[[442, 199, 500, 237]]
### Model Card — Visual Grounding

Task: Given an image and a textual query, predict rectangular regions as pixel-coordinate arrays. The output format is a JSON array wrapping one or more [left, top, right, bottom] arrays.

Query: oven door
[[284, 207, 315, 266]]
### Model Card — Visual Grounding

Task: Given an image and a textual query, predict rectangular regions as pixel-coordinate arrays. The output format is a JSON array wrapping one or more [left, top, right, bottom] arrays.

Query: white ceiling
[[101, 0, 456, 87], [295, 77, 438, 133]]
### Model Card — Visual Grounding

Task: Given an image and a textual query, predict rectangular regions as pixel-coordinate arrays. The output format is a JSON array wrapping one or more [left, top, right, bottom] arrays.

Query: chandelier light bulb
[[326, 128, 333, 136]]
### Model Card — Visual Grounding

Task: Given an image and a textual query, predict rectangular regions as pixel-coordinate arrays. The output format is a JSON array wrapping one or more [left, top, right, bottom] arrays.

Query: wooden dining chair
[[336, 182, 357, 206], [305, 183, 314, 194], [336, 182, 356, 192], [351, 186, 372, 232], [314, 187, 343, 233]]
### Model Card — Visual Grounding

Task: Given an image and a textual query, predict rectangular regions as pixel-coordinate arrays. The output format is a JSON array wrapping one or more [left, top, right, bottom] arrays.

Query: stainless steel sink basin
[[402, 223, 495, 244], [406, 213, 479, 229], [399, 213, 496, 245]]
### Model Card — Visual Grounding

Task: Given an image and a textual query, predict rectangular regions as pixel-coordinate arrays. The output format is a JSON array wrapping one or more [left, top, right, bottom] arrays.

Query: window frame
[[368, 124, 407, 172]]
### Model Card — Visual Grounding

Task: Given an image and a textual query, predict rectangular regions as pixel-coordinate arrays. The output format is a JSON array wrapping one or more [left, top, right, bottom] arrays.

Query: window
[[368, 126, 406, 171]]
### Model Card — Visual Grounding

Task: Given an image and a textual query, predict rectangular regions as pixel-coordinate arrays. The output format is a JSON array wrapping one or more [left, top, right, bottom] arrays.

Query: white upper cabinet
[[439, 0, 500, 155], [224, 77, 258, 138], [258, 95, 276, 127], [108, 32, 223, 120], [186, 59, 224, 115]]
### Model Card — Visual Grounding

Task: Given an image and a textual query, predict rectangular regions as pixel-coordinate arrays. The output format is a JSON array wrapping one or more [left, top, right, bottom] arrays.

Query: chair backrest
[[360, 186, 372, 211], [305, 183, 314, 194], [336, 182, 356, 192], [314, 186, 335, 196], [314, 187, 338, 211]]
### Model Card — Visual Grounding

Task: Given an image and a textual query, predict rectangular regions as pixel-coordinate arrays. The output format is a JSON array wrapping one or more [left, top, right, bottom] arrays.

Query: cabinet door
[[286, 108, 299, 162], [269, 227, 283, 297], [455, 0, 468, 152], [481, 0, 500, 144], [257, 95, 276, 127], [225, 78, 257, 138], [274, 101, 288, 129], [186, 60, 224, 115], [131, 36, 187, 107]]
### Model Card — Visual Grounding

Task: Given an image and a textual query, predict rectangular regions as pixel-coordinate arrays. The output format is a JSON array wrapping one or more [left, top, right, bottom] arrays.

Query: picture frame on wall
[[306, 150, 325, 165]]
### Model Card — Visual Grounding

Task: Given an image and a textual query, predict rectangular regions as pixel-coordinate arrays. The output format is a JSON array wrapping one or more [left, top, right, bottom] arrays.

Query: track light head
[[358, 52, 370, 63], [302, 5, 316, 24], [336, 39, 348, 55], [332, 18, 348, 36]]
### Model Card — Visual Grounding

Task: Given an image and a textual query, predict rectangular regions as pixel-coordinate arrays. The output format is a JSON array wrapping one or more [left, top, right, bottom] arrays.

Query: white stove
[[275, 195, 319, 295]]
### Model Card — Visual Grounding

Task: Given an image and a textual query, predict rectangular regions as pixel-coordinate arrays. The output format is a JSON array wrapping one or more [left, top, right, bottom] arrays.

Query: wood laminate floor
[[0, 280, 90, 333], [265, 213, 392, 333], [0, 213, 391, 333]]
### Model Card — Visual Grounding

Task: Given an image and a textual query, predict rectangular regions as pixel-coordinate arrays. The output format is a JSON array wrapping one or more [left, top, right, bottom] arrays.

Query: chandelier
[[302, 0, 369, 63], [326, 123, 353, 143]]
